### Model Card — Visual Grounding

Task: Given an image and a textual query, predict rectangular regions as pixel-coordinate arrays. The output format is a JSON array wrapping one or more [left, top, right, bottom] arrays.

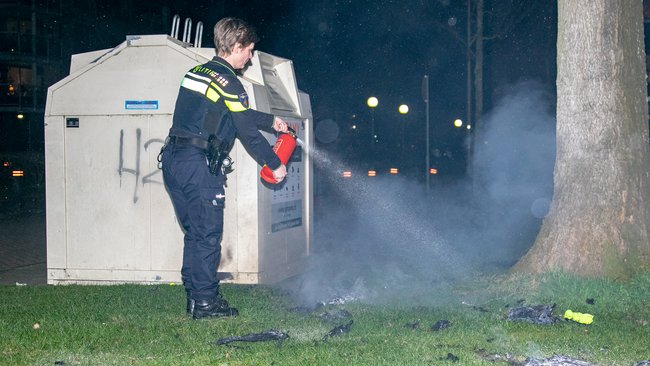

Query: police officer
[[161, 17, 288, 319]]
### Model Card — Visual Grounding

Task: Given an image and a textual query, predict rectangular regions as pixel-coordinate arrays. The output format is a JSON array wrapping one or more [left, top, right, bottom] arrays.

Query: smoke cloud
[[282, 80, 556, 307]]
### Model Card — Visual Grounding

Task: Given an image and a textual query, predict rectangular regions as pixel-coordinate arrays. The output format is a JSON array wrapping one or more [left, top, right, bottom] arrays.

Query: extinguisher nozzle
[[286, 126, 297, 138], [284, 127, 303, 146]]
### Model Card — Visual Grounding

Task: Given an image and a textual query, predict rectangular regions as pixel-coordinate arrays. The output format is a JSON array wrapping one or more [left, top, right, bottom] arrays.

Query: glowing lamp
[[367, 97, 378, 108]]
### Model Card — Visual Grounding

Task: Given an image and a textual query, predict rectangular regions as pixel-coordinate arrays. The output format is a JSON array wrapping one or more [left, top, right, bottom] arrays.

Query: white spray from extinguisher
[[289, 137, 473, 304], [295, 137, 305, 148], [293, 134, 310, 162]]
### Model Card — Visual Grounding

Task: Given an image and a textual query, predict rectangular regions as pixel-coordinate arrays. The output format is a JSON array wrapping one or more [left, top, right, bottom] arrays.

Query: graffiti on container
[[118, 128, 165, 203]]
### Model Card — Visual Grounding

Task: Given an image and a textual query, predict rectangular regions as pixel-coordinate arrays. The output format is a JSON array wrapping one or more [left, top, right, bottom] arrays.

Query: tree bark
[[514, 0, 650, 278]]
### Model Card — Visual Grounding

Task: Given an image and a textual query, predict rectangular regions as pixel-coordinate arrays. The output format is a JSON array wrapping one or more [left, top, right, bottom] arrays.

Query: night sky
[[4, 0, 558, 178], [168, 0, 558, 177]]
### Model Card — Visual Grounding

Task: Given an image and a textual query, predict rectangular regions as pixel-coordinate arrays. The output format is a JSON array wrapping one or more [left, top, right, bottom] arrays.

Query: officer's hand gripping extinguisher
[[260, 127, 297, 184]]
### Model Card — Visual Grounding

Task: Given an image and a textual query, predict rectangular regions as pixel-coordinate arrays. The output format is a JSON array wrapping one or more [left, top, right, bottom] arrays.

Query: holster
[[207, 134, 234, 176]]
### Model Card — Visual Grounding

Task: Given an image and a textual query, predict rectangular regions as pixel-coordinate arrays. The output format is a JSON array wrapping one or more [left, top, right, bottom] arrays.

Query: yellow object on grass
[[564, 309, 594, 324]]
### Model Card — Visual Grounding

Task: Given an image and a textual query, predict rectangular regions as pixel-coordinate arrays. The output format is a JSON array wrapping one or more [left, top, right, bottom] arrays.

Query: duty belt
[[168, 135, 209, 150]]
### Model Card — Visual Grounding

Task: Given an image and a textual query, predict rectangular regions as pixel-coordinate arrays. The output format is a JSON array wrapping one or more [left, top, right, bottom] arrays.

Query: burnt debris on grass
[[215, 329, 289, 346], [322, 320, 354, 341], [431, 319, 452, 332], [506, 304, 559, 325]]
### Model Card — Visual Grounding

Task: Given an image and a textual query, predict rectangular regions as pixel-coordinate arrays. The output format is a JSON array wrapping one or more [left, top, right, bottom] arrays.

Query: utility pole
[[466, 0, 472, 132], [423, 75, 430, 194]]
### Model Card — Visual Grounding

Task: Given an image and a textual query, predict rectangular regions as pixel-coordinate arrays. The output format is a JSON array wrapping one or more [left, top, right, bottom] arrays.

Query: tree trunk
[[514, 0, 650, 278]]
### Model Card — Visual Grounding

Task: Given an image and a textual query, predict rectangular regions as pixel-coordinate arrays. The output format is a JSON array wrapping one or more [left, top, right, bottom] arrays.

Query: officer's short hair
[[214, 17, 259, 56]]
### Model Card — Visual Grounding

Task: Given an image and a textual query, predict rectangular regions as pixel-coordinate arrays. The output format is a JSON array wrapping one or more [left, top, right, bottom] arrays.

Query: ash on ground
[[506, 304, 559, 325], [318, 308, 352, 323], [525, 354, 597, 366], [476, 351, 597, 366]]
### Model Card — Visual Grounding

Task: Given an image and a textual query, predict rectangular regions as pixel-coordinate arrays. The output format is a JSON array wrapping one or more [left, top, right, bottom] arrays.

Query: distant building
[[0, 0, 173, 152], [0, 0, 67, 152]]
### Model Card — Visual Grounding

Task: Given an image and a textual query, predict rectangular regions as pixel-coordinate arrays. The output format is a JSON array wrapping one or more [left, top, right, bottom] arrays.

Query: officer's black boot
[[192, 295, 238, 319], [186, 296, 195, 316]]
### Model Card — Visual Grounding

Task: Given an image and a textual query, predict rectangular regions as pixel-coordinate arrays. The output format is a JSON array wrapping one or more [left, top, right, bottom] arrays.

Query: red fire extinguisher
[[260, 127, 297, 184]]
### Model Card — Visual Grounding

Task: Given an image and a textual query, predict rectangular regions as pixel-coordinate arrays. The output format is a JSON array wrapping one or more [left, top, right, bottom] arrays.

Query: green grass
[[1, 273, 650, 365]]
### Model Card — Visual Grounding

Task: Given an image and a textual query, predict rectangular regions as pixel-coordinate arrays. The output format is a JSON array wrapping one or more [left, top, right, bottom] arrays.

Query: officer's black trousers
[[161, 143, 226, 301]]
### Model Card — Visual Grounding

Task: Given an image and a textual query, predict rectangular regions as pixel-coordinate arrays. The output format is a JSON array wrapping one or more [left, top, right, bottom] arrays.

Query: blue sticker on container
[[125, 100, 158, 110]]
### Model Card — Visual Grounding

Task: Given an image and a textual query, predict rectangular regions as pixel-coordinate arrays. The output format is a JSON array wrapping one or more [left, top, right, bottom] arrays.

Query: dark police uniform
[[162, 56, 281, 304]]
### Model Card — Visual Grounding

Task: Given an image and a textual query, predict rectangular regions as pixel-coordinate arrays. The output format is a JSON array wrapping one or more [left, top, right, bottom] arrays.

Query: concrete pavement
[[0, 213, 46, 285]]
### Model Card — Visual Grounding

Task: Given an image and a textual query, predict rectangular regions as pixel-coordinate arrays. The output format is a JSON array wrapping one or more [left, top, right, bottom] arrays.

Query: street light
[[398, 104, 409, 114], [367, 96, 378, 144], [17, 112, 32, 151], [454, 119, 463, 128]]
